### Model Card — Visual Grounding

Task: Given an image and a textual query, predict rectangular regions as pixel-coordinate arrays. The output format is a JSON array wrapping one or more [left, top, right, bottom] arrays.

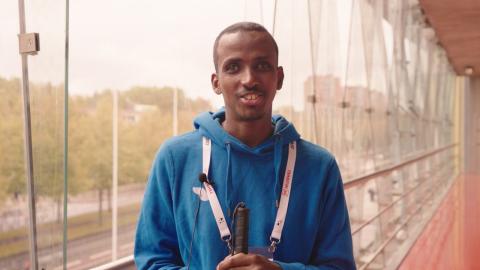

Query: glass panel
[[0, 4, 28, 267], [25, 0, 67, 269], [344, 0, 371, 178], [0, 1, 66, 269], [273, 0, 313, 140], [67, 1, 255, 268]]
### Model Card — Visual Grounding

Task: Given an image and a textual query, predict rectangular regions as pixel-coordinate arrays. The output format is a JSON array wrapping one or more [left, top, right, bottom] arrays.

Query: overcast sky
[[2, 1, 273, 108], [1, 0, 389, 109]]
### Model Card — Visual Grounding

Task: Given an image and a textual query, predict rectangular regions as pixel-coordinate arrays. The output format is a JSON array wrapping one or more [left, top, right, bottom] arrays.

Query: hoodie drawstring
[[273, 134, 283, 207], [225, 142, 233, 216]]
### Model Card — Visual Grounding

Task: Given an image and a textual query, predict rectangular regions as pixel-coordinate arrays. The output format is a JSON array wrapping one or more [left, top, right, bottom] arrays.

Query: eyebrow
[[222, 57, 241, 64], [253, 56, 273, 62], [222, 55, 273, 65]]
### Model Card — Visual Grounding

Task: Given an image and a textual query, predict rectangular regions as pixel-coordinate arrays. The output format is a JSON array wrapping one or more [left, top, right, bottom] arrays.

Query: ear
[[276, 66, 284, 90], [211, 73, 222, 95]]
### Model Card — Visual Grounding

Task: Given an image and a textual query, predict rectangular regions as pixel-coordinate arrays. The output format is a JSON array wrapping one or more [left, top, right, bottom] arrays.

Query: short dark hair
[[213, 22, 279, 72]]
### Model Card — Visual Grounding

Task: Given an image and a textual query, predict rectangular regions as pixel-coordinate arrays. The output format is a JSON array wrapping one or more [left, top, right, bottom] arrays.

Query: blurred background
[[1, 0, 479, 269]]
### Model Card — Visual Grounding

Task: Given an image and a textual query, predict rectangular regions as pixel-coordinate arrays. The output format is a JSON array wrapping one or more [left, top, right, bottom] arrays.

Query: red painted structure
[[399, 174, 480, 270]]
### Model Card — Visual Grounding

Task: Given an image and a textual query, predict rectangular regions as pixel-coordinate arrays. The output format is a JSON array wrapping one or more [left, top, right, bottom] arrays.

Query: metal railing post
[[17, 0, 39, 268]]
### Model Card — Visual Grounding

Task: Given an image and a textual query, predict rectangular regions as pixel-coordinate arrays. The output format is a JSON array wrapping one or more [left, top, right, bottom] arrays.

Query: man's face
[[211, 31, 284, 123]]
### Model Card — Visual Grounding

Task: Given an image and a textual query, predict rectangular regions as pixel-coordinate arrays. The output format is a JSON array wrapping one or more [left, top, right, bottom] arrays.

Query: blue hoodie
[[135, 109, 355, 270]]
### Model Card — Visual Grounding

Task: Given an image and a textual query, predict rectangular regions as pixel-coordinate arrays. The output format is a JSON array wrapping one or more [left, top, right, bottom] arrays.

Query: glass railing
[[345, 144, 459, 269]]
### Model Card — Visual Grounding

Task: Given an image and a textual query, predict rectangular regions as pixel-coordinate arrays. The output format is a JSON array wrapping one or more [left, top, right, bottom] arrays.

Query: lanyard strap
[[202, 137, 297, 252], [269, 141, 296, 252], [202, 137, 231, 241]]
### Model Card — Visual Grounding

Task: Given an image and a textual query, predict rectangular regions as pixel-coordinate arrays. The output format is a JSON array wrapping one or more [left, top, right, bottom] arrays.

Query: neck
[[222, 116, 274, 148]]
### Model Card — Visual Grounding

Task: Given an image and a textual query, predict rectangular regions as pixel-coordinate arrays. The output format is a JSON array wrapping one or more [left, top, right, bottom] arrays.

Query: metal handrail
[[358, 169, 457, 270], [351, 159, 454, 235], [351, 167, 430, 235], [344, 143, 457, 189]]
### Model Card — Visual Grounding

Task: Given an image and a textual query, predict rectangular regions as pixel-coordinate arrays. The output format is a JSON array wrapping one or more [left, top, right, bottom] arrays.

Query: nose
[[241, 67, 258, 90]]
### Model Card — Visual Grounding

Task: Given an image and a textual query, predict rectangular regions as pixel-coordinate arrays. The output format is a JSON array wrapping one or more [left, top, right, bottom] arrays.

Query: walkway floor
[[398, 174, 480, 270]]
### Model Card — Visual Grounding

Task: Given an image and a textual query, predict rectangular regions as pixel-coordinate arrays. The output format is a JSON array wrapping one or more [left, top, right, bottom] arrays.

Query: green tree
[[29, 82, 66, 222], [0, 79, 212, 221], [79, 92, 113, 224], [0, 77, 25, 206]]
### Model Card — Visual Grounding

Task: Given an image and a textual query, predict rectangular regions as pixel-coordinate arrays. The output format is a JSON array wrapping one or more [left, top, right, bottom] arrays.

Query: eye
[[256, 61, 272, 71], [224, 62, 240, 73]]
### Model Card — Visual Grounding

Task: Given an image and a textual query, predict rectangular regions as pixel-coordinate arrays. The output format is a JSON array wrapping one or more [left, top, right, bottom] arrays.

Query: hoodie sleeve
[[275, 158, 356, 270], [134, 145, 186, 270]]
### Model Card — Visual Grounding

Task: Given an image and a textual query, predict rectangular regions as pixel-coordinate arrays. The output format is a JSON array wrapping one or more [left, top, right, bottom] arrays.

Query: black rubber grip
[[234, 207, 249, 254]]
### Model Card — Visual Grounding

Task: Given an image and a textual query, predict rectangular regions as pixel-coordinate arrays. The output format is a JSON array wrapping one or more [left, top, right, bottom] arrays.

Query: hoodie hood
[[194, 108, 300, 213], [193, 107, 300, 155]]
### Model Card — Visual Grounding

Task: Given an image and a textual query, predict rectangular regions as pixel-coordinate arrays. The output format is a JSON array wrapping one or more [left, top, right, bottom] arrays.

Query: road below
[[0, 223, 136, 270]]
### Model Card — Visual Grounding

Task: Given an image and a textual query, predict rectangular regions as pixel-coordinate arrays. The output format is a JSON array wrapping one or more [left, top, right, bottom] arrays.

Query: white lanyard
[[202, 137, 231, 242], [202, 137, 297, 252], [269, 140, 296, 252]]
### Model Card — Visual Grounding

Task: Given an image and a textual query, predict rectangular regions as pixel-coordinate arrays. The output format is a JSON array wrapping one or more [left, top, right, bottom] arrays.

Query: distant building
[[122, 102, 157, 123], [303, 74, 343, 106], [303, 74, 387, 111], [302, 74, 389, 155]]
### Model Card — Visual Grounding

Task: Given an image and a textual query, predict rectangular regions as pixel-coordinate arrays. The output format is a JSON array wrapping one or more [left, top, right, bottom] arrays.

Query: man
[[135, 22, 355, 270]]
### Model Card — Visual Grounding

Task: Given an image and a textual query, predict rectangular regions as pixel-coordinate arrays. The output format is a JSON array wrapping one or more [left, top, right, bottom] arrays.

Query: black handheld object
[[233, 205, 249, 254], [198, 173, 213, 186], [198, 173, 208, 183]]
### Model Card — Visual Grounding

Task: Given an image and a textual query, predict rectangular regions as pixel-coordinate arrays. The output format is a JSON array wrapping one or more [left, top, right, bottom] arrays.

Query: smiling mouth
[[243, 93, 260, 100], [239, 93, 264, 106]]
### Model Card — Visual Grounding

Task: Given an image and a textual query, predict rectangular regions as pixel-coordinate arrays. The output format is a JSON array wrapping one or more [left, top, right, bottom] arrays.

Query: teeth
[[244, 94, 258, 100]]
